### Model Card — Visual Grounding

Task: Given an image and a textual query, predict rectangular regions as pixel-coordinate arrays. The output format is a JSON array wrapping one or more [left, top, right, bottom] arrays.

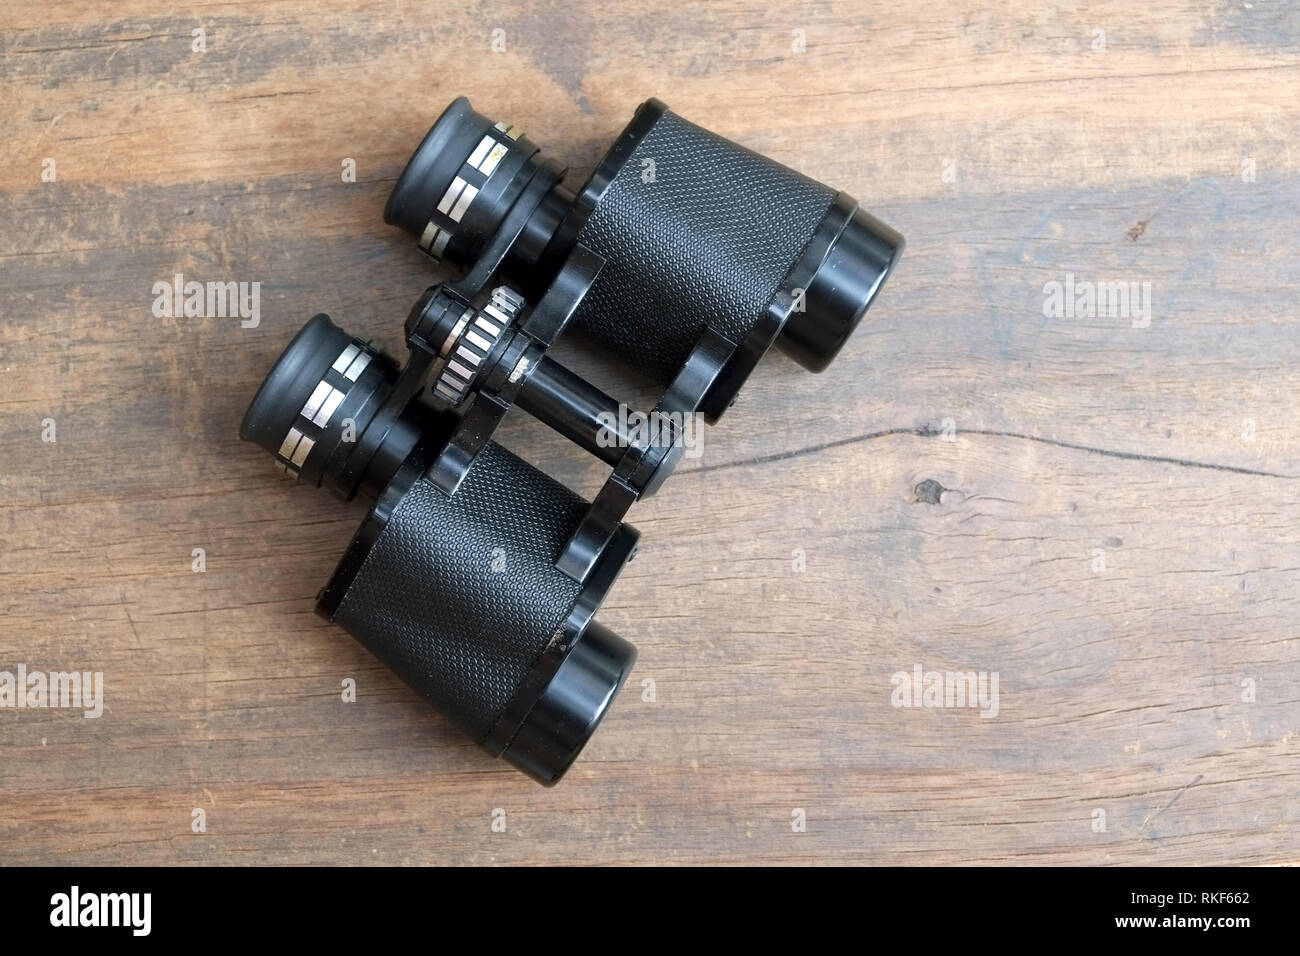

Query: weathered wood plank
[[1, 0, 1297, 864]]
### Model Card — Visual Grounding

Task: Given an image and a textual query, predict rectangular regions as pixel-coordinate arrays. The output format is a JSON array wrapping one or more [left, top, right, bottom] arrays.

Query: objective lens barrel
[[320, 441, 637, 785]]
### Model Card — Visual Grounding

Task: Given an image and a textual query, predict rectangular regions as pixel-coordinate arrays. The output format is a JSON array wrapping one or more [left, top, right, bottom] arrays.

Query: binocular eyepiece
[[242, 94, 904, 783]]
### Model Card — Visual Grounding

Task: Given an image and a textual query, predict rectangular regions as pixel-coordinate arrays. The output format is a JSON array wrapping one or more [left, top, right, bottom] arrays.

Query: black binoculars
[[241, 96, 903, 784]]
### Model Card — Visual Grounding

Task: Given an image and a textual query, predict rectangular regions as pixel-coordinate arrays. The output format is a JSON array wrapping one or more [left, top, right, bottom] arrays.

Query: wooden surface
[[2, 0, 1298, 865]]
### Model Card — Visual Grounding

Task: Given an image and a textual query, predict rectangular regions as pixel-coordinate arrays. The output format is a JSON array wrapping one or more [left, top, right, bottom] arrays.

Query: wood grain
[[1, 0, 1297, 865]]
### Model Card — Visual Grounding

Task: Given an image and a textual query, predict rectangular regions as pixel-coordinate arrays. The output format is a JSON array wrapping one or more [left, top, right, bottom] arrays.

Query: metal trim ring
[[417, 121, 524, 262], [275, 340, 374, 477]]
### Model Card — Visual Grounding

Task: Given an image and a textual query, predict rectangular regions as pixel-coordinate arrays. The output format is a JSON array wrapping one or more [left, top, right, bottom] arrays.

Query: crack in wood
[[683, 426, 1298, 480]]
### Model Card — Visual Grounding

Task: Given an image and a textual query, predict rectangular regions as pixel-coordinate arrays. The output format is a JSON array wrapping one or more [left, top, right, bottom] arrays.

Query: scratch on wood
[[1141, 774, 1204, 832]]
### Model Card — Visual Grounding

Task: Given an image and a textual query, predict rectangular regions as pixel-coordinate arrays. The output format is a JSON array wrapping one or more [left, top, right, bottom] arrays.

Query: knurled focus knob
[[431, 286, 525, 406]]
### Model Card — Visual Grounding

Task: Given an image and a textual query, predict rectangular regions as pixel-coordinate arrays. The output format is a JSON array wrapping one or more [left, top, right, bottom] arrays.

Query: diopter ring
[[418, 121, 524, 261]]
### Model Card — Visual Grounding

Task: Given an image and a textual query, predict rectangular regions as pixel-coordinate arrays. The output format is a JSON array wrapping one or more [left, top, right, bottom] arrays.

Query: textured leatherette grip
[[571, 109, 837, 384], [331, 442, 587, 742]]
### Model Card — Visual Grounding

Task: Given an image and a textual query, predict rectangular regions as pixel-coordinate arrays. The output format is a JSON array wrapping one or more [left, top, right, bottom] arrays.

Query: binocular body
[[242, 315, 638, 784], [242, 95, 903, 784], [387, 98, 902, 419], [324, 441, 637, 785]]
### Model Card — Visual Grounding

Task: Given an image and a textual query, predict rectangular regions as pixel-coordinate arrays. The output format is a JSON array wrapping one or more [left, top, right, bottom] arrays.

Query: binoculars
[[241, 96, 903, 784]]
